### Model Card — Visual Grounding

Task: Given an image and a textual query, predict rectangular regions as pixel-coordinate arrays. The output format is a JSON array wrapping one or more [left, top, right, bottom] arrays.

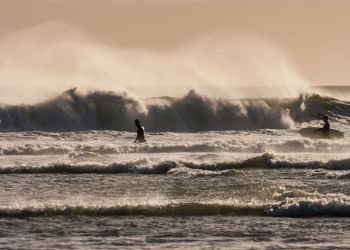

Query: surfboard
[[299, 127, 344, 139]]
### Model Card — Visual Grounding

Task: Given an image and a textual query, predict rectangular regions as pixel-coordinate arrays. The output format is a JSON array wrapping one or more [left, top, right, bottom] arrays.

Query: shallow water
[[2, 216, 350, 249], [1, 126, 350, 249]]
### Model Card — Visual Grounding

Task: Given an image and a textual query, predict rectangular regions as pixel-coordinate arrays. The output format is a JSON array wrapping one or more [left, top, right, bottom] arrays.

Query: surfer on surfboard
[[134, 119, 146, 143], [315, 115, 330, 135], [299, 115, 343, 139]]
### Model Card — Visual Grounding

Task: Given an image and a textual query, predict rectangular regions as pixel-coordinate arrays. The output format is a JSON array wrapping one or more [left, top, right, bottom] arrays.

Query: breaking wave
[[2, 153, 350, 174], [2, 191, 350, 218], [312, 170, 350, 179], [1, 88, 349, 132], [271, 191, 350, 217], [0, 135, 349, 156], [0, 203, 267, 217]]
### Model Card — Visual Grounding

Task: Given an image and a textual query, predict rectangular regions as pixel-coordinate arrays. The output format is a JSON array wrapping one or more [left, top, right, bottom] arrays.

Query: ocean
[[0, 88, 350, 249]]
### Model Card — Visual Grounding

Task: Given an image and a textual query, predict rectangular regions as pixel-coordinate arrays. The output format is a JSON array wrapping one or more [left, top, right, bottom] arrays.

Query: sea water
[[0, 126, 350, 249], [1, 89, 350, 249]]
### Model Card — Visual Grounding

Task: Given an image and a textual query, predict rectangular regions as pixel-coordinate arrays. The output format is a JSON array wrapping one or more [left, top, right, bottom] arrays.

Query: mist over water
[[2, 22, 350, 133], [2, 23, 350, 250], [0, 22, 310, 104]]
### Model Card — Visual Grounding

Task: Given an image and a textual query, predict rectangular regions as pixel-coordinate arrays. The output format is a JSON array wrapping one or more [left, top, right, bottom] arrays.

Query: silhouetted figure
[[315, 115, 330, 135], [134, 119, 146, 143]]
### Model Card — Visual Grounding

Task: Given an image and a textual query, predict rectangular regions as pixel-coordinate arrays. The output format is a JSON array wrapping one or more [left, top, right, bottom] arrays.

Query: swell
[[2, 193, 350, 218], [2, 153, 350, 174], [2, 88, 349, 132], [0, 203, 267, 217]]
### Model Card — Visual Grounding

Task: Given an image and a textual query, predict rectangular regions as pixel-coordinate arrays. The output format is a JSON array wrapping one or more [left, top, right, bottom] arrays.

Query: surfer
[[299, 115, 343, 139], [315, 115, 330, 135], [134, 119, 146, 143]]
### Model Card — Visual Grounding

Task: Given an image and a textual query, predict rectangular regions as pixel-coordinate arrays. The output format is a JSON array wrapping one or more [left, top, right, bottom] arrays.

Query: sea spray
[[0, 22, 310, 104], [1, 88, 350, 132]]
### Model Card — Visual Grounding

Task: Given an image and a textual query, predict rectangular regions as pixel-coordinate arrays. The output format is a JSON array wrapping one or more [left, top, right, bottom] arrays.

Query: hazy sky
[[0, 0, 349, 102]]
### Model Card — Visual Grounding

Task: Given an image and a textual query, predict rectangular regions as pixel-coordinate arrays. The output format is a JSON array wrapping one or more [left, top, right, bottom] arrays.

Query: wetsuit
[[323, 121, 330, 131], [135, 125, 146, 143], [321, 121, 330, 136]]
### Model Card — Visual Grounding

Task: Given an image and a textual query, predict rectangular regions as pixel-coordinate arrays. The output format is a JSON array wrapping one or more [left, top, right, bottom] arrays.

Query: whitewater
[[1, 89, 350, 249]]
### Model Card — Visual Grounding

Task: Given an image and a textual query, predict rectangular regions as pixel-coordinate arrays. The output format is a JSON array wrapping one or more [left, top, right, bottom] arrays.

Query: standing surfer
[[134, 119, 146, 143]]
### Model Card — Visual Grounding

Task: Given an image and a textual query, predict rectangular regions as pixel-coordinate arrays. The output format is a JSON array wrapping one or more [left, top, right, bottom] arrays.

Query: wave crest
[[3, 191, 350, 218], [3, 153, 350, 174], [0, 88, 297, 132]]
